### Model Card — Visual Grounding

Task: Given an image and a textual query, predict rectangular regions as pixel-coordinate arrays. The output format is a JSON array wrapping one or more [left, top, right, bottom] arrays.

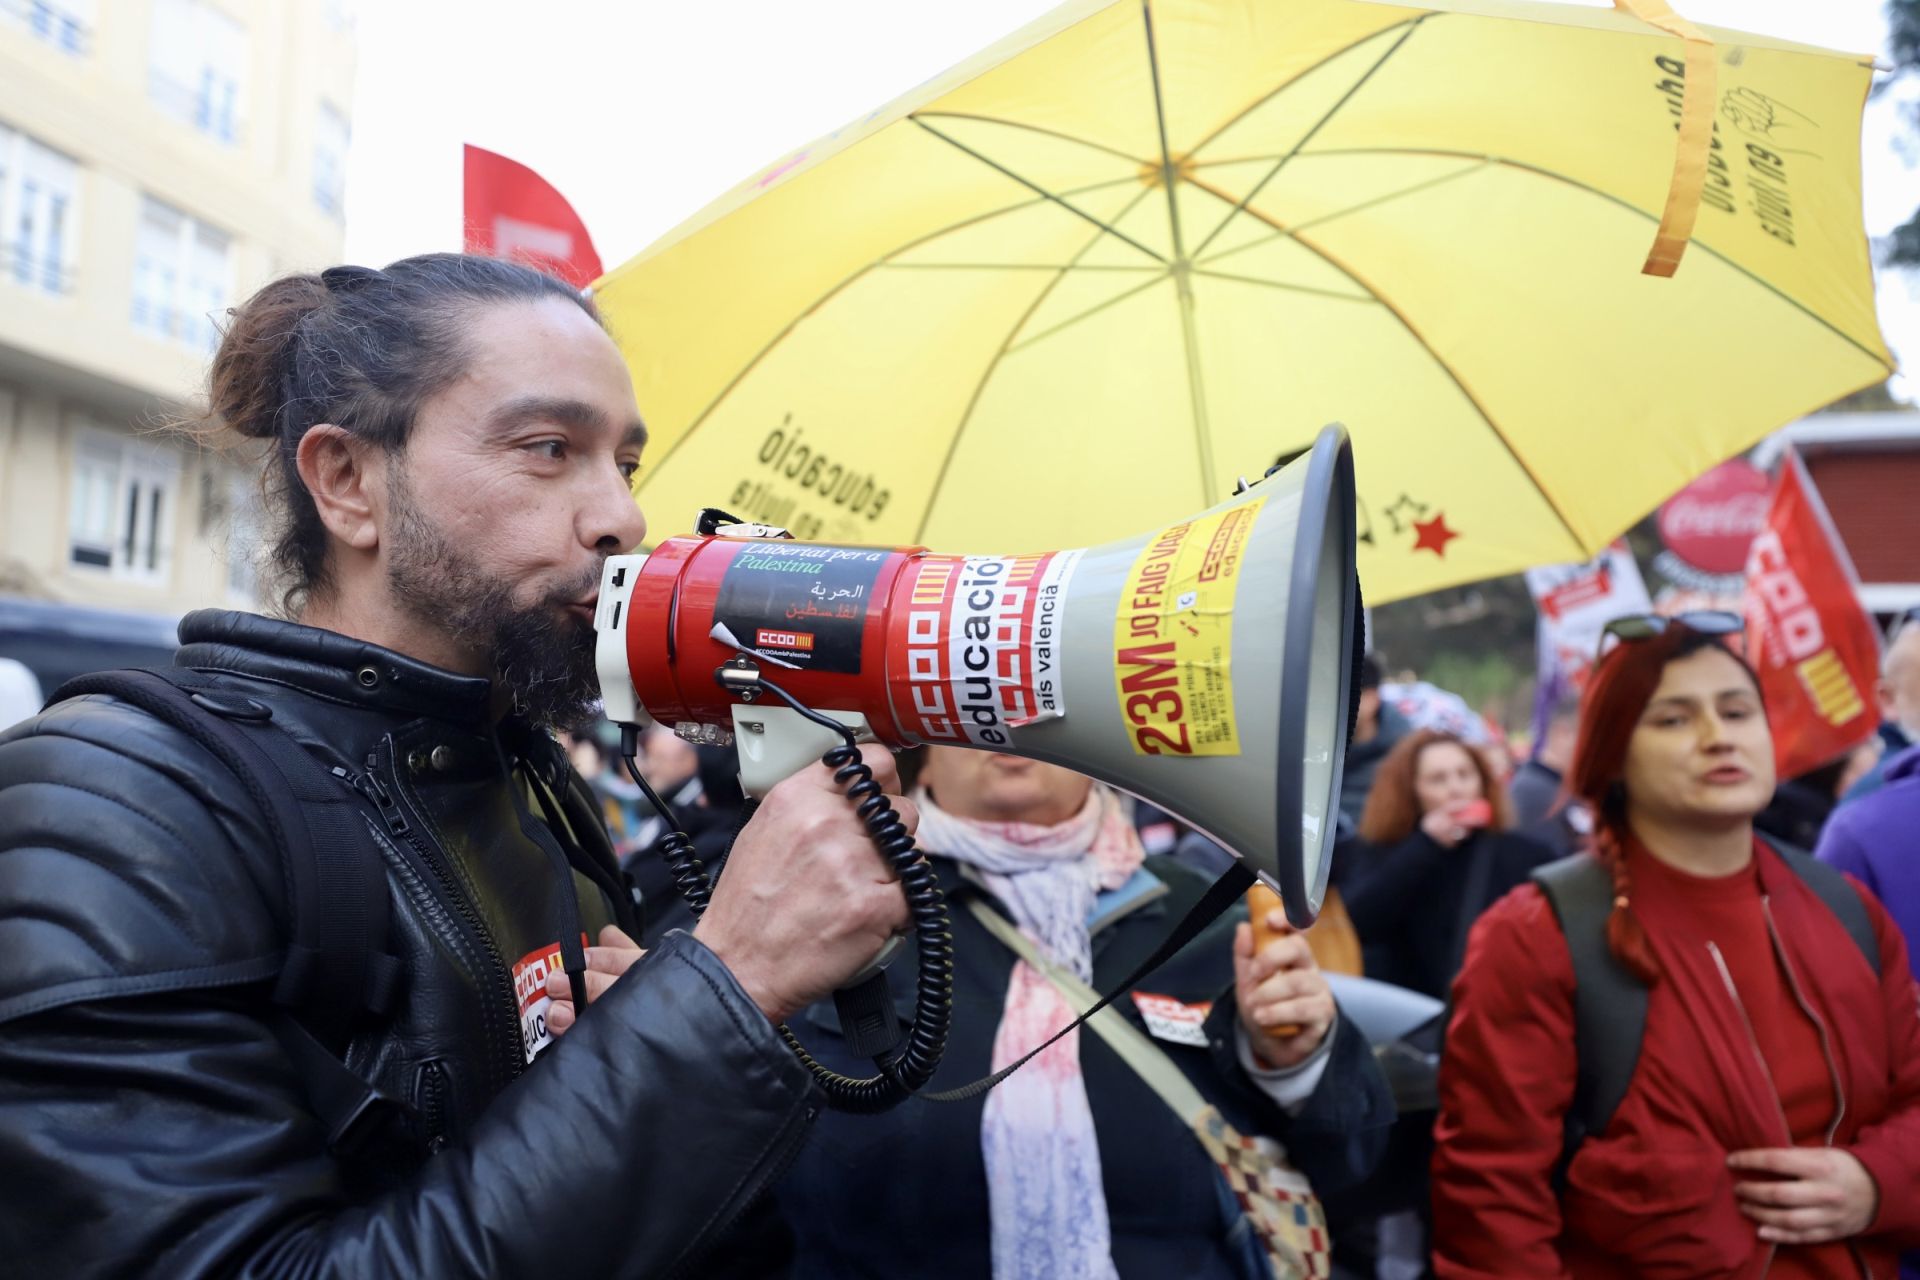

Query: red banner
[[462, 144, 603, 289], [1742, 450, 1881, 779]]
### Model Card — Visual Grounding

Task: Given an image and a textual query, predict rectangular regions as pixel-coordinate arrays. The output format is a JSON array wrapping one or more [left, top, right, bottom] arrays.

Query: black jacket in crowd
[[766, 855, 1396, 1280], [1340, 826, 1555, 1001], [0, 611, 818, 1279]]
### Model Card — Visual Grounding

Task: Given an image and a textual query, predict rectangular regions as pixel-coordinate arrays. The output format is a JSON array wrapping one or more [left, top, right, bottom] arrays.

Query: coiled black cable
[[618, 681, 953, 1114]]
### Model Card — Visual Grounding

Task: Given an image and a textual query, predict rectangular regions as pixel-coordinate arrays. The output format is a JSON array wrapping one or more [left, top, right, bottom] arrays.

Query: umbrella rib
[[1194, 157, 1490, 268], [1141, 1, 1188, 263], [1188, 19, 1426, 261], [1184, 16, 1428, 162], [1142, 0, 1217, 506], [875, 173, 1146, 266], [1300, 145, 1897, 374], [913, 188, 1163, 544], [1189, 269, 1373, 303], [1003, 271, 1172, 355], [1184, 169, 1589, 549], [882, 262, 1165, 272], [633, 176, 1150, 482], [911, 117, 1169, 265], [913, 111, 1149, 166]]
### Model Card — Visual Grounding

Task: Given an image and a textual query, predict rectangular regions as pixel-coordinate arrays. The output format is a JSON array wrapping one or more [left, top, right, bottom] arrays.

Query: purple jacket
[[1817, 744, 1920, 1280], [1818, 743, 1920, 983]]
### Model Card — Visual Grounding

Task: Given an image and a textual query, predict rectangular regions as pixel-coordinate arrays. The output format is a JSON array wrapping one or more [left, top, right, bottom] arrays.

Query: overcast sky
[[343, 0, 1920, 390]]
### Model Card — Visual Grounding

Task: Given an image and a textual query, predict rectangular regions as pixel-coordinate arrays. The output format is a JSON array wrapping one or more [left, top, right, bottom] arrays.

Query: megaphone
[[595, 423, 1360, 924]]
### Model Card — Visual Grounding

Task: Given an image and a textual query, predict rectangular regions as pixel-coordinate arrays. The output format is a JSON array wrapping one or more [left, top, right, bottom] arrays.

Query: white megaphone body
[[594, 424, 1359, 925]]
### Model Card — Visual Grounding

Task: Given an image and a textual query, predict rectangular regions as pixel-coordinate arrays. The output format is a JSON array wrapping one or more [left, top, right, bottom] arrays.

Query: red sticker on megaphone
[[887, 549, 1081, 748]]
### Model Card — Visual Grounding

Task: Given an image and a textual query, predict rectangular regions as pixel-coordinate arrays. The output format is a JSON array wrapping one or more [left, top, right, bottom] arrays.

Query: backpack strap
[[47, 667, 405, 1155], [1757, 834, 1879, 978], [1530, 854, 1646, 1175], [521, 729, 642, 939]]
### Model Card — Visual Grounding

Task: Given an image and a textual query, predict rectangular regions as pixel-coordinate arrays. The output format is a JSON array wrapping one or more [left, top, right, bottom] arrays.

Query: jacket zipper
[[416, 1059, 450, 1155], [1760, 898, 1870, 1280], [663, 1101, 820, 1280], [1708, 941, 1785, 1279], [1759, 899, 1847, 1144], [351, 741, 525, 1090]]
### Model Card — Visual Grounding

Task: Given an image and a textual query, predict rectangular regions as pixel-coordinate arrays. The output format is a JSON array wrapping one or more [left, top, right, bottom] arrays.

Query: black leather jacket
[[0, 611, 819, 1279]]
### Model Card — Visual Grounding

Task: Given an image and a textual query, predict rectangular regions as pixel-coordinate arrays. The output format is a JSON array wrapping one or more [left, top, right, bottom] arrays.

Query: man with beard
[[0, 255, 912, 1278]]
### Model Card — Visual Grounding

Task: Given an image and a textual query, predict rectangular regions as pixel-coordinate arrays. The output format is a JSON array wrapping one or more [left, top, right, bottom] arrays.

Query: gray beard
[[385, 469, 604, 732]]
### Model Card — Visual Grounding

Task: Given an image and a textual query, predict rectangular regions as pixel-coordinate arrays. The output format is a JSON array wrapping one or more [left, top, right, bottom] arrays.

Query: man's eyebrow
[[620, 420, 649, 451], [482, 395, 611, 438]]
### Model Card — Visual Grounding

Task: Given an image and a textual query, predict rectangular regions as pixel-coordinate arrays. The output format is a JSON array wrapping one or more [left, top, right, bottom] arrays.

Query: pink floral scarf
[[913, 783, 1147, 1280]]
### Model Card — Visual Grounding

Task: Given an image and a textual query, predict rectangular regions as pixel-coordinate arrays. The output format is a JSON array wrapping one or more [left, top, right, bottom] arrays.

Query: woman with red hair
[[1431, 619, 1920, 1278], [1343, 729, 1552, 1001]]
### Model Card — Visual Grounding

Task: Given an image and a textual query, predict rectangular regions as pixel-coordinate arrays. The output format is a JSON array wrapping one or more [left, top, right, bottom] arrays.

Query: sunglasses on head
[[1598, 610, 1744, 658]]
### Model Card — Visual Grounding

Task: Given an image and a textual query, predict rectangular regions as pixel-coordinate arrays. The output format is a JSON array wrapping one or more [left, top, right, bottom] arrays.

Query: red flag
[[462, 144, 603, 289], [1742, 449, 1882, 779]]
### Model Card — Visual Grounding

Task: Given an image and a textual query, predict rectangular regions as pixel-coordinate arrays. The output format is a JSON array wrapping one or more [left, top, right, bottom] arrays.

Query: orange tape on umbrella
[[1615, 0, 1716, 277]]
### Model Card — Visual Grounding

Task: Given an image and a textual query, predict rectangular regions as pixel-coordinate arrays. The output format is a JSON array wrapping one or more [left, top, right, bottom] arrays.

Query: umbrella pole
[[1173, 263, 1219, 507]]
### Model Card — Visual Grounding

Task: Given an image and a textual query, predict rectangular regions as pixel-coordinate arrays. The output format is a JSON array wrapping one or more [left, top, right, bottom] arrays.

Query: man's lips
[[567, 597, 598, 622], [1702, 765, 1751, 784]]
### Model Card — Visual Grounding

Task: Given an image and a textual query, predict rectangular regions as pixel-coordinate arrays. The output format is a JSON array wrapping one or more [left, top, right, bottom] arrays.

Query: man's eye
[[529, 440, 566, 461], [619, 461, 642, 482]]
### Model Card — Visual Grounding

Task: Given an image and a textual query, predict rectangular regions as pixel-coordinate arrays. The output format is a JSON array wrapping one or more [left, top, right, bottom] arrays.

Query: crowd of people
[[2, 253, 1917, 1279], [569, 618, 1920, 1280]]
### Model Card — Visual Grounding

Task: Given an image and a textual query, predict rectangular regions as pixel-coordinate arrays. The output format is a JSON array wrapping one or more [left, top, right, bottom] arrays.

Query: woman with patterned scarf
[[760, 749, 1395, 1280]]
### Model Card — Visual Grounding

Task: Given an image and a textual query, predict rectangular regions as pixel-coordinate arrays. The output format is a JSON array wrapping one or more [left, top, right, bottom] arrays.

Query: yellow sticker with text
[[1112, 498, 1264, 756]]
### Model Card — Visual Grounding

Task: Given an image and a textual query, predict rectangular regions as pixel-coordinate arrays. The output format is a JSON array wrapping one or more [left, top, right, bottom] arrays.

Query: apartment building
[[0, 0, 355, 621]]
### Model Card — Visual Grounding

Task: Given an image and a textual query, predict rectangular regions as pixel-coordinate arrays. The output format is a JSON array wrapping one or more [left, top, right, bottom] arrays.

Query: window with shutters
[[0, 123, 81, 295], [148, 0, 247, 144], [67, 429, 180, 584], [132, 194, 230, 351]]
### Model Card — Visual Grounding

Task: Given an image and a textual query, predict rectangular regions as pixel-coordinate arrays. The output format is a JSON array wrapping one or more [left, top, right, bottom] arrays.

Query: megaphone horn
[[596, 423, 1361, 925]]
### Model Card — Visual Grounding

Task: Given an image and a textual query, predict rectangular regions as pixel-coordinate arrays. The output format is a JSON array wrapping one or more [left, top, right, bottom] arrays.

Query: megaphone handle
[[1247, 882, 1304, 1039], [622, 677, 956, 1115], [832, 963, 904, 1060]]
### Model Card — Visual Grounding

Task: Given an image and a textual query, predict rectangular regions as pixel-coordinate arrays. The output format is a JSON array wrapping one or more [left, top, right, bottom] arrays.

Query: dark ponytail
[[191, 253, 600, 613]]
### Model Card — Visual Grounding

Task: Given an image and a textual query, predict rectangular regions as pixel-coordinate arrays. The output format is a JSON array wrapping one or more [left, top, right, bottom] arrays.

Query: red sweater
[[1432, 838, 1920, 1279], [1630, 851, 1849, 1279]]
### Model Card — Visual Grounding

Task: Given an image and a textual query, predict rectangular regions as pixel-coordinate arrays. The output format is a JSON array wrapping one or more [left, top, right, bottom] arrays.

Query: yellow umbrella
[[594, 0, 1892, 602]]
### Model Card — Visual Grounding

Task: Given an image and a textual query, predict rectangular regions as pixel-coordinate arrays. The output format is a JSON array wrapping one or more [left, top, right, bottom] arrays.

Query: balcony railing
[[0, 241, 77, 295], [147, 70, 245, 145], [0, 0, 93, 56]]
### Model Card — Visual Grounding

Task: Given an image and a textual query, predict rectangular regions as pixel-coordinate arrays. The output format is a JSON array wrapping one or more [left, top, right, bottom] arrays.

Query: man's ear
[[295, 424, 384, 552]]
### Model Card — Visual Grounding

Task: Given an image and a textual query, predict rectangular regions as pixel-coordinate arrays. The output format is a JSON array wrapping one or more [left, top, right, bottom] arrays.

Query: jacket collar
[[173, 609, 495, 727]]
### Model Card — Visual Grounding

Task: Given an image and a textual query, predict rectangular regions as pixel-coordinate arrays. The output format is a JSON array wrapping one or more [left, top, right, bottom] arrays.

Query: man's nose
[[584, 470, 648, 553]]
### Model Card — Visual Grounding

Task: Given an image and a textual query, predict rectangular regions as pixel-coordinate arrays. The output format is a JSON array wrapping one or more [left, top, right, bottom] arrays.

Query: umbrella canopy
[[594, 0, 1892, 602]]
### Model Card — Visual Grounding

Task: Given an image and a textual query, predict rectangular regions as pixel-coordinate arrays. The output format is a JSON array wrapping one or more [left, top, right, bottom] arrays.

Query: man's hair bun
[[208, 273, 330, 442], [318, 264, 385, 294]]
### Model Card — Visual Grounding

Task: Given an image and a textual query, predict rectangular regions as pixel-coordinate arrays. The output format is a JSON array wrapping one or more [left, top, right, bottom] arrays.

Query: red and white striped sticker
[[887, 549, 1081, 748], [512, 936, 587, 1064], [1132, 991, 1213, 1047]]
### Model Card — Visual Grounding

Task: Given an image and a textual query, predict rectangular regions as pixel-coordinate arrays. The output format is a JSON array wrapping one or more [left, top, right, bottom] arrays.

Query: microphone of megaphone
[[596, 423, 1360, 923]]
